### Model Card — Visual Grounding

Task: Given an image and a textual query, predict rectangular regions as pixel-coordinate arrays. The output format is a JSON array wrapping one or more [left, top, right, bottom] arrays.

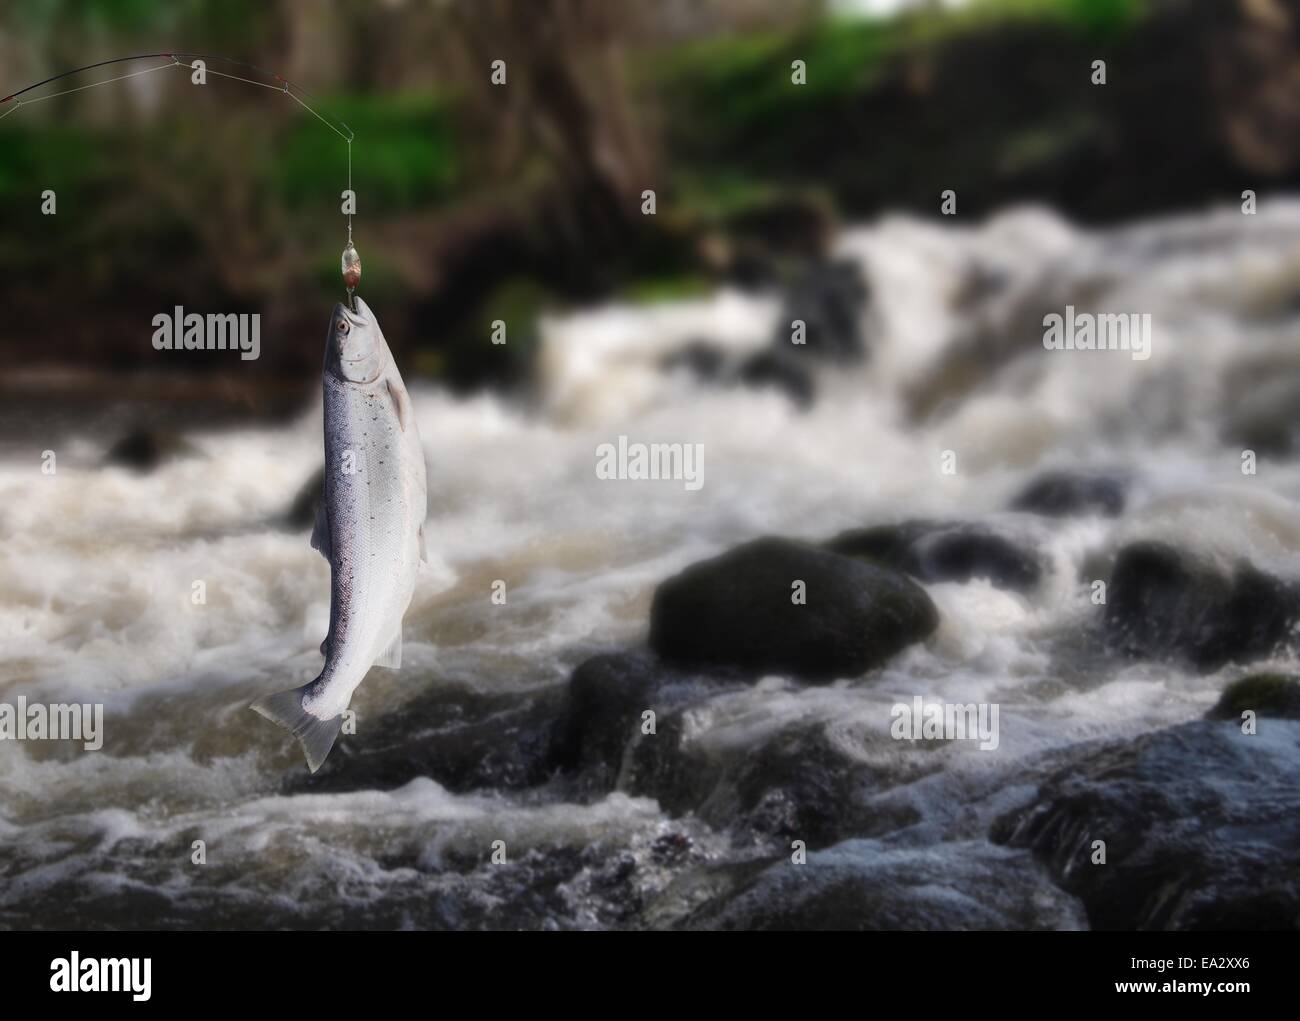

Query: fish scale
[[251, 297, 427, 770]]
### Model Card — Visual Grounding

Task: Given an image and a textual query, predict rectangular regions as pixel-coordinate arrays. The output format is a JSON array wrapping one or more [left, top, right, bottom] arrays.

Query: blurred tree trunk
[[449, 0, 658, 250], [1209, 0, 1300, 175]]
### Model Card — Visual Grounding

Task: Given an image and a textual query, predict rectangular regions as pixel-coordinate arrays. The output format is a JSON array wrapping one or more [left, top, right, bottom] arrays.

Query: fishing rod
[[1, 51, 362, 309]]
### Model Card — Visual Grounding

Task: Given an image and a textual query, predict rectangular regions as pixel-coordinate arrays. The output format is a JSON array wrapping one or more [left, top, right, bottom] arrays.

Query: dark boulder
[[991, 720, 1300, 930], [684, 725, 882, 846], [774, 258, 870, 362], [1222, 371, 1300, 457], [549, 650, 731, 792], [104, 428, 199, 472], [1010, 469, 1127, 518], [1104, 541, 1300, 669], [650, 537, 939, 681], [737, 349, 815, 408], [827, 519, 1042, 592], [551, 651, 888, 845], [658, 255, 869, 409], [626, 711, 893, 846], [658, 340, 814, 407], [293, 682, 564, 795], [676, 840, 1085, 931], [660, 339, 728, 381]]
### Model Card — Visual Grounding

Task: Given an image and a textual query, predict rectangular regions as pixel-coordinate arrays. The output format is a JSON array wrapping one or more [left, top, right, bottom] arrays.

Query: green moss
[[653, 20, 893, 152], [1208, 673, 1300, 722], [621, 274, 712, 305], [919, 0, 1146, 38], [0, 125, 100, 196], [1052, 0, 1146, 34], [272, 93, 459, 214], [486, 277, 549, 330], [671, 172, 782, 221], [434, 276, 556, 382], [12, 0, 274, 45], [998, 115, 1105, 175], [0, 125, 135, 272], [651, 0, 1148, 179]]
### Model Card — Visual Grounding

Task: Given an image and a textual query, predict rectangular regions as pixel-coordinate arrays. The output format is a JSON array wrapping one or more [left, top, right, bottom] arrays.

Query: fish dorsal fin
[[386, 377, 410, 433], [310, 502, 332, 561], [374, 631, 402, 670]]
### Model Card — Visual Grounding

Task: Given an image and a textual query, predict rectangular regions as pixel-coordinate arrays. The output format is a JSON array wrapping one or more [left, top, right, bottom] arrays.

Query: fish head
[[325, 298, 387, 384]]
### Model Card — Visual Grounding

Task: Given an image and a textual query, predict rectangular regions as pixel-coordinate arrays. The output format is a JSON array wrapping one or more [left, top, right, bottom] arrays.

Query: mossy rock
[[1207, 673, 1300, 722]]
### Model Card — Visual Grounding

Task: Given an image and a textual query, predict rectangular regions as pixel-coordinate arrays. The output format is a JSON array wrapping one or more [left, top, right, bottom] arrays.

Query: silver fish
[[251, 297, 428, 771]]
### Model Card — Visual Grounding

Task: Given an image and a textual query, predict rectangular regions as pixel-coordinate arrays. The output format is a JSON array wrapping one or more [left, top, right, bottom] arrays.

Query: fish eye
[[337, 319, 350, 335]]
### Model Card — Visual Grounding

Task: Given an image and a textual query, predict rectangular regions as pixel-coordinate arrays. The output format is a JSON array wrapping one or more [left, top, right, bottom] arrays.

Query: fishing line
[[7, 60, 175, 106], [1, 51, 359, 304]]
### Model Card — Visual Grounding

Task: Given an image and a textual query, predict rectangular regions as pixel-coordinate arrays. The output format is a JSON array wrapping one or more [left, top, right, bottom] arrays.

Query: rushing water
[[3, 201, 1300, 929]]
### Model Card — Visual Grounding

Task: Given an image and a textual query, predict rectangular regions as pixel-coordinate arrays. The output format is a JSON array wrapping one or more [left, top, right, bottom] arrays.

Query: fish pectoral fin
[[387, 377, 410, 433], [319, 635, 330, 657], [374, 631, 402, 670], [309, 503, 332, 561]]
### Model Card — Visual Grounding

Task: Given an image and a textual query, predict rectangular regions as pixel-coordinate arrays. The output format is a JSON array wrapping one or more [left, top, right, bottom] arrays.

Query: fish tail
[[249, 683, 343, 773]]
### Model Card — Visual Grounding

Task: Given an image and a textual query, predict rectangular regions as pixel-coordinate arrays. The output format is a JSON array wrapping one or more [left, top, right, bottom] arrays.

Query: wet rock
[[608, 700, 885, 845], [737, 349, 815, 407], [658, 256, 866, 409], [1010, 469, 1127, 518], [662, 342, 816, 407], [990, 720, 1300, 930], [104, 428, 199, 471], [650, 832, 695, 867], [650, 537, 939, 681], [552, 651, 904, 846], [294, 682, 564, 794], [658, 338, 814, 407], [660, 339, 728, 381], [285, 465, 326, 529], [1222, 373, 1300, 457], [775, 258, 870, 362], [827, 519, 1042, 592], [550, 650, 732, 792], [1206, 672, 1300, 722], [1104, 541, 1300, 669], [640, 722, 880, 847], [675, 840, 1085, 930]]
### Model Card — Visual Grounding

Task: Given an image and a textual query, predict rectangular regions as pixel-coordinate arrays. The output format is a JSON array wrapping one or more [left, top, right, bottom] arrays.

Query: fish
[[251, 296, 428, 771]]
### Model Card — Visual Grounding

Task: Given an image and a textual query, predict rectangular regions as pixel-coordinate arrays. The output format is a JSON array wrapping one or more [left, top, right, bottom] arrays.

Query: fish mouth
[[330, 300, 384, 384], [333, 301, 369, 328]]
